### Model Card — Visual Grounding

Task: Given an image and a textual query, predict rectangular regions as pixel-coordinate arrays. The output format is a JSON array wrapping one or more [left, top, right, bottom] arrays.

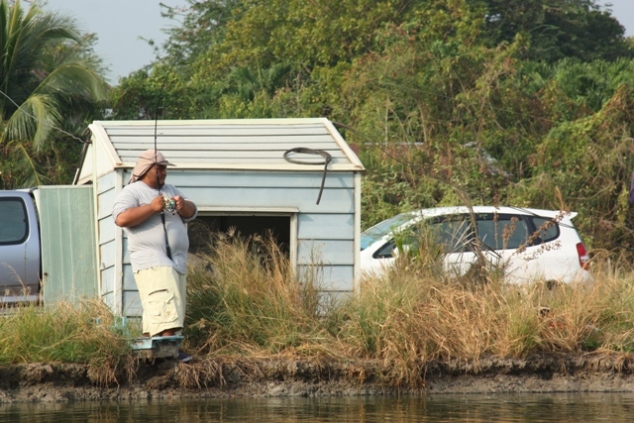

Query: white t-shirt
[[112, 181, 197, 274]]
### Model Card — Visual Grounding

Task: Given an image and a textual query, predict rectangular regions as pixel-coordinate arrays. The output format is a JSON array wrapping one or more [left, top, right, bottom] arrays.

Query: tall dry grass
[[184, 232, 634, 386], [3, 231, 634, 389], [185, 231, 332, 356]]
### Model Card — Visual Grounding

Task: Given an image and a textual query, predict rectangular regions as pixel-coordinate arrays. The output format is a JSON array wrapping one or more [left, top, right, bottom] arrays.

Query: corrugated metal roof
[[78, 118, 364, 184]]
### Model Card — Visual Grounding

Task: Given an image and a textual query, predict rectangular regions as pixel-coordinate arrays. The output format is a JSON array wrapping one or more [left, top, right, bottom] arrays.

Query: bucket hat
[[130, 149, 175, 182]]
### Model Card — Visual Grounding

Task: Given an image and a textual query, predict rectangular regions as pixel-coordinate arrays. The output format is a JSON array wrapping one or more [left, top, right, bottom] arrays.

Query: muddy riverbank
[[2, 352, 634, 403]]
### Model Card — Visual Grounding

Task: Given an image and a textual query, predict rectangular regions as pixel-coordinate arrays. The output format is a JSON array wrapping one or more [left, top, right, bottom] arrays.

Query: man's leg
[[134, 266, 184, 337]]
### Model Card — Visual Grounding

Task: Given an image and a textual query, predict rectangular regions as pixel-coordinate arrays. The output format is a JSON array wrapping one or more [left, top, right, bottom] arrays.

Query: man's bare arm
[[115, 195, 164, 227]]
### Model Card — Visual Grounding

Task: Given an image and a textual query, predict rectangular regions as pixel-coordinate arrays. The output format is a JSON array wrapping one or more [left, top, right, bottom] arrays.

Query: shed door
[[188, 214, 292, 258]]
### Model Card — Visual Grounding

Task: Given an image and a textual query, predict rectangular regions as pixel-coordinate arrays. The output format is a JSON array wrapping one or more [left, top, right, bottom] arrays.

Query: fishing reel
[[163, 196, 177, 215]]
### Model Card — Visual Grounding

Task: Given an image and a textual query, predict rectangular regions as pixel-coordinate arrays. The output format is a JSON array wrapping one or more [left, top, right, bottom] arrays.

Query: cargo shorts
[[134, 266, 187, 337]]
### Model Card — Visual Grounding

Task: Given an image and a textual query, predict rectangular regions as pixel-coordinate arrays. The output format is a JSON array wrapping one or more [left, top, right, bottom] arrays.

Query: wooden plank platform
[[130, 335, 183, 360]]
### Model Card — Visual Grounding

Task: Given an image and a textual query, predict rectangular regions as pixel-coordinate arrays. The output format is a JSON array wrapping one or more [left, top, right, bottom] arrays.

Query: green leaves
[[108, 0, 634, 256], [477, 0, 630, 62], [0, 0, 107, 188]]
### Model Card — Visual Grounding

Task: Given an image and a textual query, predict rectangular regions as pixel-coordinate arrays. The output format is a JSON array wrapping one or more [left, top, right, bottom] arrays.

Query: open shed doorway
[[187, 214, 292, 260]]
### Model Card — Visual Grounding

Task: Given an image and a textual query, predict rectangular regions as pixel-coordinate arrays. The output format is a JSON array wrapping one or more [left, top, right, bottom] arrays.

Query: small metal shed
[[75, 118, 365, 317]]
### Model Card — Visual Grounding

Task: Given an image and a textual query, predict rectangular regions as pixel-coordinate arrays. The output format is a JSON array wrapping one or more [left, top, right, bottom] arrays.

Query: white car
[[360, 206, 592, 284]]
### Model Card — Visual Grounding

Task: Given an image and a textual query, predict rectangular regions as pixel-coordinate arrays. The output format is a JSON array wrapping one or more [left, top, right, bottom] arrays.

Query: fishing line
[[151, 77, 175, 260], [0, 88, 86, 144]]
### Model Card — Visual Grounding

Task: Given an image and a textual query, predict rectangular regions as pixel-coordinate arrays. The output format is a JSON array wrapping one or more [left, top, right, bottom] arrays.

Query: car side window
[[373, 223, 423, 258], [476, 214, 529, 250], [374, 240, 397, 258], [0, 198, 29, 245], [529, 217, 559, 243], [432, 218, 473, 253], [373, 217, 474, 259]]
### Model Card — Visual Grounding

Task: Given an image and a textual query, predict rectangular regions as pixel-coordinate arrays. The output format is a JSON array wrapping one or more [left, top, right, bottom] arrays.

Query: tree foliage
[[108, 0, 634, 256], [0, 0, 108, 188], [475, 0, 630, 62]]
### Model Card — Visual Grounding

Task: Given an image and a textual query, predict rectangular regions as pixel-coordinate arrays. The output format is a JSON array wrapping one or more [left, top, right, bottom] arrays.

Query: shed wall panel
[[107, 123, 329, 137], [138, 156, 347, 165], [97, 172, 116, 194], [101, 266, 114, 295], [123, 291, 142, 316], [123, 265, 136, 290], [297, 265, 353, 291], [102, 292, 115, 310], [166, 171, 355, 189], [297, 240, 354, 265], [119, 150, 348, 162], [98, 218, 115, 245], [123, 237, 130, 264], [297, 214, 354, 240], [98, 188, 116, 220], [184, 187, 354, 214], [96, 169, 124, 316], [112, 136, 337, 147], [99, 240, 115, 270]]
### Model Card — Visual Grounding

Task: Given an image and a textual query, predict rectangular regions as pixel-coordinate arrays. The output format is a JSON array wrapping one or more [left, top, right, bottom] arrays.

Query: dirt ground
[[1, 353, 634, 403]]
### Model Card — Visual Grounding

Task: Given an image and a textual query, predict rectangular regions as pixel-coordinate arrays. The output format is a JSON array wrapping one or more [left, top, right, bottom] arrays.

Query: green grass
[[0, 300, 134, 385]]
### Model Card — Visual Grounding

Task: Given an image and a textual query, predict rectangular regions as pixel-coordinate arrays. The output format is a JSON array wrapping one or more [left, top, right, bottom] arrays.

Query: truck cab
[[0, 190, 41, 303]]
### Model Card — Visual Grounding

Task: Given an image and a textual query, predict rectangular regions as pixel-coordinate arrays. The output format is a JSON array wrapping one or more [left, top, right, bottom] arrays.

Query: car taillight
[[576, 242, 590, 270]]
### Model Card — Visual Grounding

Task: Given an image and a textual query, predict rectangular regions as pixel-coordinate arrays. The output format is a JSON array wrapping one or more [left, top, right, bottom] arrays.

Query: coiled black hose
[[283, 147, 332, 205]]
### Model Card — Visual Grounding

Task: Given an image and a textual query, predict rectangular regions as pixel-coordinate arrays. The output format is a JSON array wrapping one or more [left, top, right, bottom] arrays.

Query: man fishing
[[112, 149, 197, 362]]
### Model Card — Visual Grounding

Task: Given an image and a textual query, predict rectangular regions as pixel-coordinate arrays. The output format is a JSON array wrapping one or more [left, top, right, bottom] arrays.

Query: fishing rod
[[153, 100, 175, 260], [153, 107, 175, 209]]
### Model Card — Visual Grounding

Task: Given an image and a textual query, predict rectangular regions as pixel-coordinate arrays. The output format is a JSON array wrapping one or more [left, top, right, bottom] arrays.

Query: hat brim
[[130, 160, 176, 183]]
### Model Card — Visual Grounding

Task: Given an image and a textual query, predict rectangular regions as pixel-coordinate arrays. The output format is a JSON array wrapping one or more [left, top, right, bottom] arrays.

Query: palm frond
[[36, 62, 108, 101], [2, 138, 49, 188], [0, 0, 107, 185], [3, 92, 60, 151]]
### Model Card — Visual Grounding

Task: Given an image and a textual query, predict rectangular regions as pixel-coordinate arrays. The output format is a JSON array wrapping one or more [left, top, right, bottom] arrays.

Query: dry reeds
[[185, 231, 330, 356], [3, 231, 634, 389], [184, 232, 634, 387]]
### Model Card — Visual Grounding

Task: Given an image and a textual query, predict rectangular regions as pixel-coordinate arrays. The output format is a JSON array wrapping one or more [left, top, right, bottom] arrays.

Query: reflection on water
[[2, 393, 634, 422]]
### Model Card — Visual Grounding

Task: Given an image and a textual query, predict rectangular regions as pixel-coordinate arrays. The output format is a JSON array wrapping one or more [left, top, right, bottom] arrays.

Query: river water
[[1, 393, 633, 422]]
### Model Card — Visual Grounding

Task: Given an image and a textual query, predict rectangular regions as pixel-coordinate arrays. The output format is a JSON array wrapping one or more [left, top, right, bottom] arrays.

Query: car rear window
[[528, 216, 560, 243], [0, 198, 29, 245]]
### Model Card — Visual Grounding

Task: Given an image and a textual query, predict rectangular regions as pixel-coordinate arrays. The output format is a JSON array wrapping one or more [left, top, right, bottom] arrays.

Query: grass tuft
[[185, 231, 330, 356], [0, 299, 134, 386]]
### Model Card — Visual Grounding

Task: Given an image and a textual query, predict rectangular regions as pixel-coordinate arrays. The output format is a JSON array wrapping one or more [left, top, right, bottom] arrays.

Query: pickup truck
[[0, 190, 41, 303], [0, 187, 97, 306]]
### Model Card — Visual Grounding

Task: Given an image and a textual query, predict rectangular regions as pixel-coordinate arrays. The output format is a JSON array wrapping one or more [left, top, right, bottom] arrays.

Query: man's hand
[[151, 195, 166, 213], [173, 195, 196, 219]]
